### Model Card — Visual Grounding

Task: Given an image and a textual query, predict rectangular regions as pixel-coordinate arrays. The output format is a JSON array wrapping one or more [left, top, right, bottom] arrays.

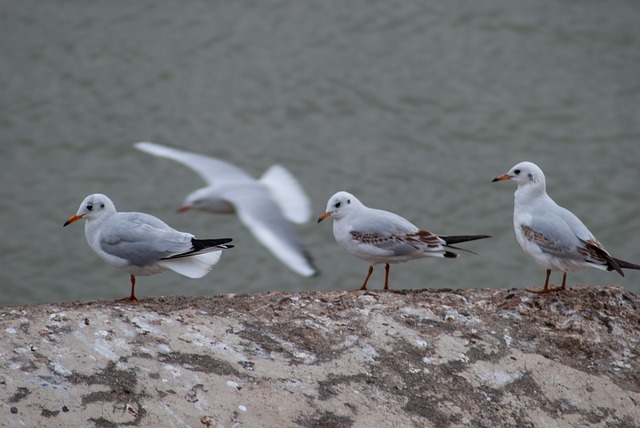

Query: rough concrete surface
[[1, 286, 639, 428]]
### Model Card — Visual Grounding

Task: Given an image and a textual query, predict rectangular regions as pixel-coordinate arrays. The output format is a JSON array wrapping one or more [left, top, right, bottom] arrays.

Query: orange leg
[[549, 272, 567, 292], [527, 270, 567, 294], [383, 263, 390, 290], [118, 274, 139, 302], [359, 266, 374, 290], [527, 269, 552, 293]]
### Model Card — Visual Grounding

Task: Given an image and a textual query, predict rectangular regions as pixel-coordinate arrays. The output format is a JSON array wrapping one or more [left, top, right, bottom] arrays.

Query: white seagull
[[492, 161, 640, 293], [317, 191, 490, 290], [64, 193, 233, 301], [134, 142, 317, 277]]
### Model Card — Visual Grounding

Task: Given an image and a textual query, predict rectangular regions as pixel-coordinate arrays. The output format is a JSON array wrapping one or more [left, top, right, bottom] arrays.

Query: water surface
[[1, 1, 639, 306]]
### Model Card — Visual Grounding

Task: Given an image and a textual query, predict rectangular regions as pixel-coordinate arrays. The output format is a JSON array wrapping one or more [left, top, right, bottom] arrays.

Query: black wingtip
[[440, 234, 491, 245], [191, 238, 233, 251], [612, 257, 640, 273]]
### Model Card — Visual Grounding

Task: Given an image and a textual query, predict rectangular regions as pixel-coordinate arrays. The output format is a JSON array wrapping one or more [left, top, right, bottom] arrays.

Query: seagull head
[[492, 161, 546, 188], [64, 193, 116, 226], [181, 187, 235, 214], [317, 191, 360, 223]]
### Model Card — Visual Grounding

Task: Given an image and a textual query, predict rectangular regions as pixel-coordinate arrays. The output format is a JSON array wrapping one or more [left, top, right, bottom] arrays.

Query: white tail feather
[[157, 251, 223, 278], [260, 165, 310, 224]]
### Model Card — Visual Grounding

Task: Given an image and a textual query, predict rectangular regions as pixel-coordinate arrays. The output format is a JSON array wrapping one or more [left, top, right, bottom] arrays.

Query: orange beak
[[492, 174, 511, 182], [177, 205, 192, 213], [63, 214, 84, 227], [317, 211, 332, 223]]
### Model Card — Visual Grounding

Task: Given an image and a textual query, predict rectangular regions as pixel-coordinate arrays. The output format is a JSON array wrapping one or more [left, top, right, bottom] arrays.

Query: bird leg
[[548, 272, 567, 292], [526, 269, 552, 293], [383, 263, 390, 290], [527, 270, 567, 293], [359, 266, 374, 290], [117, 274, 139, 302]]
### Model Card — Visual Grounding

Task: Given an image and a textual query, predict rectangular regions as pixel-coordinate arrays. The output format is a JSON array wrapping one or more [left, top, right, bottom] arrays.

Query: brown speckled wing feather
[[520, 225, 572, 258], [350, 230, 443, 251], [577, 239, 623, 275]]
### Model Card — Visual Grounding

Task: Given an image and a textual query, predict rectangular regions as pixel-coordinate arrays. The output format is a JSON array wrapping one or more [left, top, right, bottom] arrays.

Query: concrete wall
[[1, 286, 638, 427]]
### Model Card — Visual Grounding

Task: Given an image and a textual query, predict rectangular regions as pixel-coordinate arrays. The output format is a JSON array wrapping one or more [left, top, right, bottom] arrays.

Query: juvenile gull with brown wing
[[317, 191, 490, 290], [492, 161, 640, 293]]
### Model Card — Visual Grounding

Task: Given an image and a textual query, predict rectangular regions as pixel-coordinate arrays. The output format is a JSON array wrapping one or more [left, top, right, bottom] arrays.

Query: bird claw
[[116, 295, 139, 303], [526, 285, 565, 294]]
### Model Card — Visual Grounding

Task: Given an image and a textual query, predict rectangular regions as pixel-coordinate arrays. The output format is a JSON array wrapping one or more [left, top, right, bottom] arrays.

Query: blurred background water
[[1, 0, 639, 306]]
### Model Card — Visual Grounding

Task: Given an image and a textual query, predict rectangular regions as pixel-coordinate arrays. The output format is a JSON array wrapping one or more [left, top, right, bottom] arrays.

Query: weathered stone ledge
[[1, 286, 639, 427]]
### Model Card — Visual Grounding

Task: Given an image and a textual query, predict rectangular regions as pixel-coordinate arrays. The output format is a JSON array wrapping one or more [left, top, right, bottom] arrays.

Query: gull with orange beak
[[492, 161, 640, 293], [64, 193, 233, 301], [318, 191, 490, 290]]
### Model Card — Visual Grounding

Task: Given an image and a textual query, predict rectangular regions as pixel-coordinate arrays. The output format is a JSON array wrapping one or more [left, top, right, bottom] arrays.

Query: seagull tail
[[158, 252, 223, 278], [157, 238, 234, 278]]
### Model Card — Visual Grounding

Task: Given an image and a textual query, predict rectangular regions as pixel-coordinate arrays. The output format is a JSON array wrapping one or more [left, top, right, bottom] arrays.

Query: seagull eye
[[86, 204, 93, 211], [514, 169, 521, 175], [335, 202, 341, 208], [347, 199, 351, 204], [100, 203, 105, 208]]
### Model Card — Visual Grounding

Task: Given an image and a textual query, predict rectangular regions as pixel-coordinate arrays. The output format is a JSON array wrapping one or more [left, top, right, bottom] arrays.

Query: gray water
[[2, 1, 639, 307]]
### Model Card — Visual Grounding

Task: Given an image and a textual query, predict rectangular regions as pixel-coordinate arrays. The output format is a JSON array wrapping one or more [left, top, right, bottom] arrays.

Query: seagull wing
[[223, 185, 317, 277], [347, 208, 449, 257], [98, 212, 193, 266], [134, 142, 254, 185], [259, 164, 311, 224]]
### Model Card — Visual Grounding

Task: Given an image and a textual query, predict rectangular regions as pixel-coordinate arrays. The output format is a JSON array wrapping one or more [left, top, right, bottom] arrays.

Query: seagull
[[134, 142, 317, 277], [64, 193, 233, 301], [492, 161, 640, 293], [317, 191, 490, 290]]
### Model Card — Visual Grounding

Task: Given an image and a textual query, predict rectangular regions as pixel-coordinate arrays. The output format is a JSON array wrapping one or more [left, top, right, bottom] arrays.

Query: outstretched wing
[[224, 185, 317, 277], [259, 164, 311, 224], [134, 142, 254, 185]]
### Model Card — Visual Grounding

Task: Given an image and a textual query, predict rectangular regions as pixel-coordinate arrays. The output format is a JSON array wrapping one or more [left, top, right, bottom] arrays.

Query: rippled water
[[2, 1, 639, 306]]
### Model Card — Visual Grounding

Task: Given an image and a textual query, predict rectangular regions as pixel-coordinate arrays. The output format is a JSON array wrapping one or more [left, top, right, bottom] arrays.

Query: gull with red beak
[[64, 193, 233, 301], [492, 161, 640, 293], [134, 142, 317, 277], [318, 191, 490, 290]]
